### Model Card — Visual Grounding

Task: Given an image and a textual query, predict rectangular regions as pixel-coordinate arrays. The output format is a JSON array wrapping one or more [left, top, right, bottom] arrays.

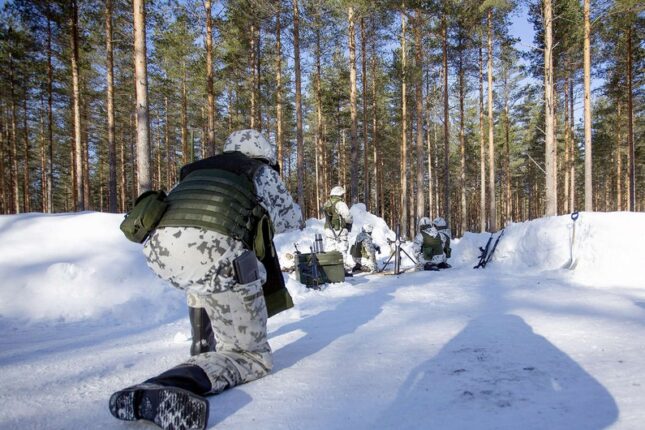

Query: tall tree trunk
[[583, 0, 592, 211], [275, 5, 284, 174], [626, 25, 635, 211], [70, 0, 84, 210], [315, 17, 323, 217], [348, 6, 359, 204], [256, 22, 262, 131], [479, 29, 486, 231], [165, 97, 171, 189], [249, 20, 256, 130], [569, 78, 575, 210], [106, 0, 117, 212], [371, 19, 380, 216], [133, 0, 151, 194], [503, 77, 511, 224], [414, 10, 425, 232], [361, 18, 369, 209], [442, 15, 450, 228], [487, 10, 496, 229], [425, 72, 434, 221], [400, 10, 408, 236], [292, 0, 305, 216], [564, 72, 571, 213], [544, 0, 557, 216], [205, 0, 215, 155], [459, 48, 466, 235], [616, 102, 622, 210], [181, 64, 188, 164], [22, 97, 30, 213], [39, 107, 46, 212], [46, 8, 54, 213], [82, 87, 90, 209]]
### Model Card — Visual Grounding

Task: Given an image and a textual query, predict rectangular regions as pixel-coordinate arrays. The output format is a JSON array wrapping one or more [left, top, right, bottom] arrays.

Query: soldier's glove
[[375, 245, 381, 254], [345, 223, 353, 232]]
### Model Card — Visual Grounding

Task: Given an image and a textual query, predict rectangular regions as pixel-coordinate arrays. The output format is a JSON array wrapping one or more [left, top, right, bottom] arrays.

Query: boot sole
[[109, 383, 209, 430]]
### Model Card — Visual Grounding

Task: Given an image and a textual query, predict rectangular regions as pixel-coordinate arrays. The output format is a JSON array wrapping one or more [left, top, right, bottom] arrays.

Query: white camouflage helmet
[[363, 223, 374, 233], [330, 185, 345, 196], [223, 129, 277, 166], [433, 217, 447, 229], [419, 217, 432, 227]]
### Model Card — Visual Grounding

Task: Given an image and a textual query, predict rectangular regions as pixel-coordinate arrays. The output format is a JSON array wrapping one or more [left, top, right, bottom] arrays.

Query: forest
[[0, 0, 642, 238]]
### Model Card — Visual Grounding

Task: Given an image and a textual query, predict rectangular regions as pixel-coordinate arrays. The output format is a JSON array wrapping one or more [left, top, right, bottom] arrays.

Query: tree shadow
[[374, 314, 618, 430]]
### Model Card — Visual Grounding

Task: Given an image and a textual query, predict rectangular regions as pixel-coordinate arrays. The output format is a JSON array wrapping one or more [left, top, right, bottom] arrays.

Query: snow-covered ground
[[0, 208, 644, 429]]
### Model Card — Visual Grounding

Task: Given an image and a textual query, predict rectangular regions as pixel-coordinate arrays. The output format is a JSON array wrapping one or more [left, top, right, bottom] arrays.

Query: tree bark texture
[[70, 0, 84, 210], [133, 0, 151, 195], [583, 0, 592, 211], [293, 0, 305, 216]]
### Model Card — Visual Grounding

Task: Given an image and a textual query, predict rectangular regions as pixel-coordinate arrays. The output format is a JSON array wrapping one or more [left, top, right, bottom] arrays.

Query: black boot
[[109, 364, 212, 430], [189, 307, 216, 356]]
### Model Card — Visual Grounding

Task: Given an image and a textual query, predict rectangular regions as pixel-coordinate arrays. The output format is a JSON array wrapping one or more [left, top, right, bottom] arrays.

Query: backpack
[[119, 190, 168, 243]]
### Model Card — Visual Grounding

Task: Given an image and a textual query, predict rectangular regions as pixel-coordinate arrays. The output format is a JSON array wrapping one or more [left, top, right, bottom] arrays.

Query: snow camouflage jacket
[[323, 196, 353, 232], [151, 152, 302, 317], [352, 231, 376, 260]]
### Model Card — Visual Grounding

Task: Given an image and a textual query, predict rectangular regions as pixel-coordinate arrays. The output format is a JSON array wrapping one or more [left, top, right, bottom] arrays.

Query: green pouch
[[120, 190, 168, 243]]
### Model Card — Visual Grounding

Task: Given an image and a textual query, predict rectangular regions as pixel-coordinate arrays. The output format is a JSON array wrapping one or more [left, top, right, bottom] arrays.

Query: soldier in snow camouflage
[[110, 129, 302, 430], [351, 224, 380, 273]]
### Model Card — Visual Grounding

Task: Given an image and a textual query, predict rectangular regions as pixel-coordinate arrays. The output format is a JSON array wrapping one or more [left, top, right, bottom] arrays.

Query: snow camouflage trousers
[[324, 228, 354, 270], [143, 226, 272, 394]]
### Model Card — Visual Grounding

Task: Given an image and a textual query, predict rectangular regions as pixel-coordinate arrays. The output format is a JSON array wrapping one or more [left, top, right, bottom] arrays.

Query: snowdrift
[[452, 212, 645, 288], [0, 209, 643, 324]]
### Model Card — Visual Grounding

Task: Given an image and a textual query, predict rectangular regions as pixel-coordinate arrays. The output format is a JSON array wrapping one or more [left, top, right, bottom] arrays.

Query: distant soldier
[[322, 185, 354, 273], [433, 216, 452, 267], [413, 217, 450, 270], [351, 224, 381, 273]]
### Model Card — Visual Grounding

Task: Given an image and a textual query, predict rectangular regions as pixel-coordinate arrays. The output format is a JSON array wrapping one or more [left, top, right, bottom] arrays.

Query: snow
[[1, 209, 644, 429]]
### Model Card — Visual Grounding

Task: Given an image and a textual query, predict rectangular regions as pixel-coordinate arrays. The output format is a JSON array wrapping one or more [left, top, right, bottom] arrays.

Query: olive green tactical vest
[[323, 196, 343, 230], [157, 152, 293, 317], [421, 229, 443, 259], [158, 168, 265, 250]]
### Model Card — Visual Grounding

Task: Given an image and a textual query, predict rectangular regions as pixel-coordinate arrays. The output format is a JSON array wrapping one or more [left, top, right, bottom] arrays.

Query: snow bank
[[0, 212, 183, 324], [452, 212, 645, 288], [1, 210, 643, 324]]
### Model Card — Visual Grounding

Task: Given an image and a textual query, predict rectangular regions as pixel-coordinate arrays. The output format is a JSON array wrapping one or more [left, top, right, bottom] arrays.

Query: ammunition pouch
[[120, 190, 168, 243]]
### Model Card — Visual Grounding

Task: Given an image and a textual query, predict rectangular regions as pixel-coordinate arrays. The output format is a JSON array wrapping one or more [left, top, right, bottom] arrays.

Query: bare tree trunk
[[106, 0, 117, 212], [479, 30, 486, 231], [426, 72, 434, 221], [165, 97, 171, 189], [275, 5, 284, 175], [39, 107, 46, 212], [487, 10, 497, 228], [616, 102, 622, 210], [564, 72, 571, 213], [361, 17, 369, 208], [205, 0, 215, 155], [583, 0, 592, 211], [46, 8, 54, 212], [442, 15, 450, 226], [249, 19, 257, 130], [626, 26, 635, 211], [569, 78, 576, 210], [181, 64, 188, 164], [371, 19, 380, 216], [415, 10, 425, 232], [256, 23, 262, 131], [22, 97, 30, 213], [400, 10, 408, 236], [458, 43, 466, 235], [292, 0, 305, 216], [315, 16, 323, 217], [348, 6, 359, 204], [70, 0, 84, 210], [544, 0, 557, 216], [133, 0, 151, 194], [82, 87, 90, 209]]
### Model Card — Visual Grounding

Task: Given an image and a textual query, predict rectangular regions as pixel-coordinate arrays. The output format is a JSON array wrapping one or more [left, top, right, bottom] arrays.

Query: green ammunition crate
[[295, 251, 345, 287]]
